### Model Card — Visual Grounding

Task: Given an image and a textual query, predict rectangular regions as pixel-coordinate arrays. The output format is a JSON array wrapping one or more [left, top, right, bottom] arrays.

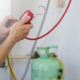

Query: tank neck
[[37, 46, 58, 58], [37, 47, 49, 58]]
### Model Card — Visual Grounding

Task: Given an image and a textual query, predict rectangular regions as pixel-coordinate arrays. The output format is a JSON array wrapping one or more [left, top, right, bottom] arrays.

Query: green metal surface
[[31, 46, 63, 80]]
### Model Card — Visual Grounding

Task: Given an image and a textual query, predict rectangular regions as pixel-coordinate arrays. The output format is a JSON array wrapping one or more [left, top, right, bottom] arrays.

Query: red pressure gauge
[[12, 10, 34, 25], [19, 10, 34, 24]]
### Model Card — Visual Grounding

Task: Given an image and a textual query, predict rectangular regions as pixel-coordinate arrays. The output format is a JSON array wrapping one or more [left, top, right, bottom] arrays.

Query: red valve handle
[[19, 0, 72, 40]]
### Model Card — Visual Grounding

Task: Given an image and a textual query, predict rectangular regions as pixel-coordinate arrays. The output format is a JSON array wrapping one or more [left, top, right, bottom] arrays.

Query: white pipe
[[10, 56, 29, 59]]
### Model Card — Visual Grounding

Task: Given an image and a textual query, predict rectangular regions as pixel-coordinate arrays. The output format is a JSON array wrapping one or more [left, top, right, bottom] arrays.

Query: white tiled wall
[[0, 0, 11, 21]]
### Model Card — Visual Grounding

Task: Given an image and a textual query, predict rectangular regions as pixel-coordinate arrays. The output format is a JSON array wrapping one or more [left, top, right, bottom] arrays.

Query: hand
[[0, 15, 16, 44], [9, 16, 33, 43]]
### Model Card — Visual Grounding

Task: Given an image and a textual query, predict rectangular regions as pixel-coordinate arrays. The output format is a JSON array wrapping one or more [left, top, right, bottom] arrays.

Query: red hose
[[22, 0, 72, 40]]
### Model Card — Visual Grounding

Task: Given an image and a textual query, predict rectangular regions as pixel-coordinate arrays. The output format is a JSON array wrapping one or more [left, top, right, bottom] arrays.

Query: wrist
[[8, 34, 16, 44]]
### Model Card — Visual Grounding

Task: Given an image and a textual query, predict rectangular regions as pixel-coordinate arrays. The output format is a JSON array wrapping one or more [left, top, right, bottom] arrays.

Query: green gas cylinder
[[31, 46, 64, 80]]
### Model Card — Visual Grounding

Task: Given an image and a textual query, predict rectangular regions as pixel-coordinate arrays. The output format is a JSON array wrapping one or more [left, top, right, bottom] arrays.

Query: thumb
[[19, 16, 31, 25]]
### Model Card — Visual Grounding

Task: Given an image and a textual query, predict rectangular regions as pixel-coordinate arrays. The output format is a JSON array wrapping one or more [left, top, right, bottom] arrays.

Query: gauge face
[[21, 12, 28, 20]]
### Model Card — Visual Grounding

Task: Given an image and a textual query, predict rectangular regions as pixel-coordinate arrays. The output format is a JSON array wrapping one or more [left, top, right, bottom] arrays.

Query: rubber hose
[[7, 54, 18, 80], [23, 0, 72, 40]]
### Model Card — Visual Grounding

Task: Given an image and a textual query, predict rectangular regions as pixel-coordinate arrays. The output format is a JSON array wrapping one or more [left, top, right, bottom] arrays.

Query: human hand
[[0, 15, 16, 44], [9, 16, 33, 43]]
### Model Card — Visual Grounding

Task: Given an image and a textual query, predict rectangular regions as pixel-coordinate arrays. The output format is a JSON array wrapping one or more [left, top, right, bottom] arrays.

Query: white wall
[[0, 0, 11, 21], [0, 0, 80, 80]]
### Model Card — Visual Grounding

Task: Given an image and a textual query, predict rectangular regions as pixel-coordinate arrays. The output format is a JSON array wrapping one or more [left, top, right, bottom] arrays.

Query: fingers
[[1, 15, 17, 26], [24, 31, 29, 37], [23, 23, 33, 29], [21, 24, 33, 38], [19, 16, 31, 25], [5, 15, 17, 21]]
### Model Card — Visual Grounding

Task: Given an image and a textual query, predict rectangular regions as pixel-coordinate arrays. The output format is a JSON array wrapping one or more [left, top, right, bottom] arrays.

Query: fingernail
[[27, 16, 31, 19]]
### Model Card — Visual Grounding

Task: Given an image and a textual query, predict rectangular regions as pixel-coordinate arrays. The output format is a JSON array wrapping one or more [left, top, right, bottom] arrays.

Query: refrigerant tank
[[31, 46, 64, 80]]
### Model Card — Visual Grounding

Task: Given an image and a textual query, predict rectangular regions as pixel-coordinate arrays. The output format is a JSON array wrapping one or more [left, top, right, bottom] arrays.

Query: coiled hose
[[7, 54, 18, 80], [23, 0, 72, 40]]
